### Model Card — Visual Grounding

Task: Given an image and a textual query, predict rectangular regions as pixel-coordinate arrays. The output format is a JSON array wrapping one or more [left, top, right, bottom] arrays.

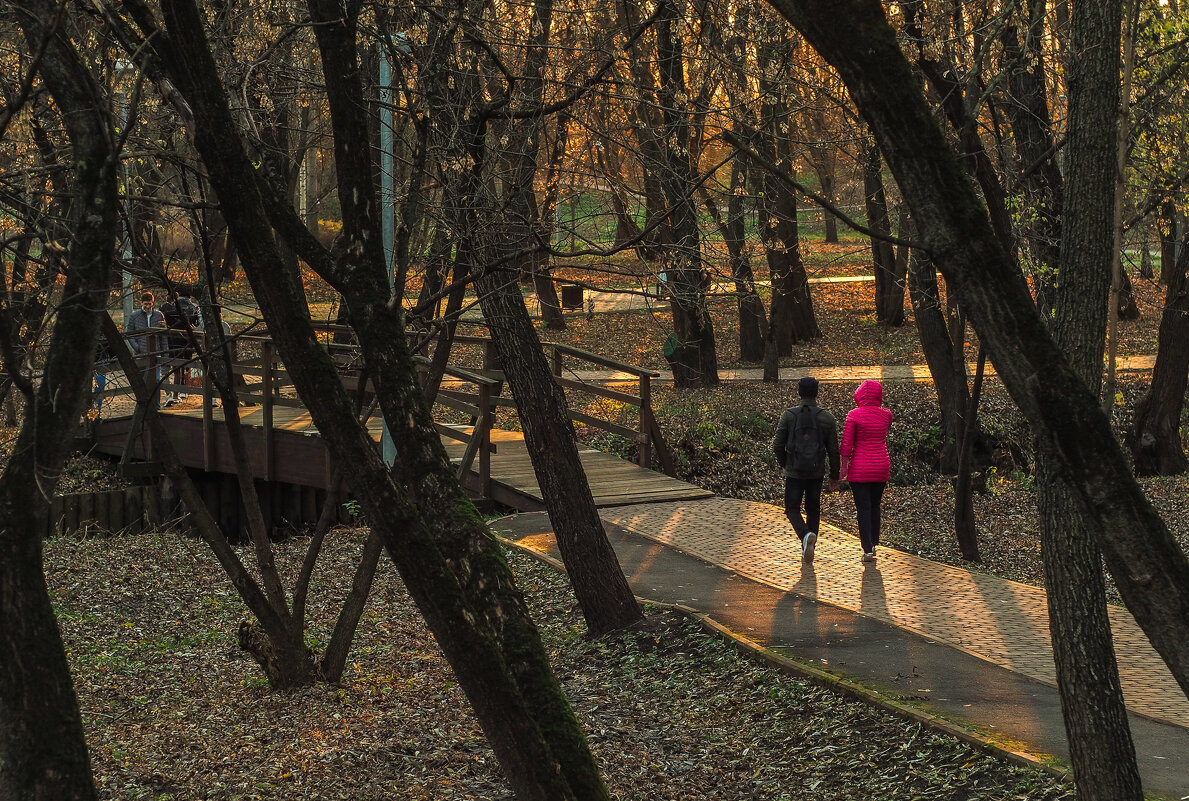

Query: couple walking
[[772, 376, 893, 564]]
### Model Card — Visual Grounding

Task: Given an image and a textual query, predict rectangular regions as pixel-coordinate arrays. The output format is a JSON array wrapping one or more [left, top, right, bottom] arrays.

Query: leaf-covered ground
[[42, 241, 1183, 797], [46, 532, 1074, 800], [547, 245, 1185, 605], [590, 377, 1188, 606]]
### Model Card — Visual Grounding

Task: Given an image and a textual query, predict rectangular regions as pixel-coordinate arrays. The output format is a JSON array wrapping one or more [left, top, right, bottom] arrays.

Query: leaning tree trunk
[[761, 0, 1189, 702], [1131, 235, 1189, 475], [1, 3, 118, 796], [155, 1, 607, 797], [475, 261, 644, 634]]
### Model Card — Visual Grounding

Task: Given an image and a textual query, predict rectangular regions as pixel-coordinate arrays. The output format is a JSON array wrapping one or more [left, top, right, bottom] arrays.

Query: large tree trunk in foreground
[[1131, 234, 1189, 476], [764, 0, 1189, 705], [1040, 1, 1143, 792], [0, 3, 118, 796], [152, 1, 607, 797]]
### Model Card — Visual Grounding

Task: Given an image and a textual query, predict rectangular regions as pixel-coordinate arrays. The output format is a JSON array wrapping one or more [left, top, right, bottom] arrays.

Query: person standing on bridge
[[839, 379, 894, 563], [773, 376, 840, 564], [126, 291, 166, 408]]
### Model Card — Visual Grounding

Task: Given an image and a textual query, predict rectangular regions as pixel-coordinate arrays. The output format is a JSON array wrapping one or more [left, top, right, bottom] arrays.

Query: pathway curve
[[597, 497, 1188, 731]]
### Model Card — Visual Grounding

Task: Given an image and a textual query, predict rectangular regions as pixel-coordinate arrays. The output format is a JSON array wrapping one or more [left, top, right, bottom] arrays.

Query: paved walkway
[[560, 355, 1156, 385], [496, 497, 1189, 798]]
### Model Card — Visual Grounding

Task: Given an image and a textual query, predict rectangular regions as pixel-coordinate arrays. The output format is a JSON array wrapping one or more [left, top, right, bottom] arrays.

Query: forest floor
[[43, 239, 1185, 798]]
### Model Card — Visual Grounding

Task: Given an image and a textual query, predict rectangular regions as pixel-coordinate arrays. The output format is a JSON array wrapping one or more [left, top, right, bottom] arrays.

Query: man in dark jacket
[[772, 376, 840, 563]]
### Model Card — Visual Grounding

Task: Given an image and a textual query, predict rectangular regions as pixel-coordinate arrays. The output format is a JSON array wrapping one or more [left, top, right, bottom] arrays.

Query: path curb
[[498, 534, 1073, 786]]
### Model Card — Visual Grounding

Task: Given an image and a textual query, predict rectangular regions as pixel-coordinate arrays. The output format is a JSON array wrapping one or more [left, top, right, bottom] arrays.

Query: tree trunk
[[907, 249, 968, 473], [1131, 235, 1189, 475], [817, 166, 839, 243], [754, 32, 818, 351], [763, 0, 1189, 705], [655, 0, 718, 388], [1, 4, 118, 796], [953, 350, 984, 561], [863, 137, 900, 326], [154, 1, 607, 796], [1039, 0, 1144, 790], [699, 154, 766, 362], [1117, 268, 1139, 320], [475, 266, 644, 635]]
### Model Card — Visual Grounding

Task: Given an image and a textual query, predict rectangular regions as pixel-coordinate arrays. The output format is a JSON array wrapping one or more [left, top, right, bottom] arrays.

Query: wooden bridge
[[89, 329, 711, 535]]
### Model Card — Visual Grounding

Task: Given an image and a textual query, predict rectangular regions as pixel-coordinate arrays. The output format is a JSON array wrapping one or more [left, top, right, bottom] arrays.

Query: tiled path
[[567, 356, 1156, 385], [599, 497, 1189, 730]]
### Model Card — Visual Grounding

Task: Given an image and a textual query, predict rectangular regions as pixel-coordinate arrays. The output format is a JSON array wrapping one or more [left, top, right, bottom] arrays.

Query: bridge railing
[[101, 324, 673, 500], [437, 333, 675, 477]]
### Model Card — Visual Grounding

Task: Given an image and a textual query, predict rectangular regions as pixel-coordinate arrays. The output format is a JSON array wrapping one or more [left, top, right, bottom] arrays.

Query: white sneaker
[[862, 551, 876, 563], [802, 531, 817, 564]]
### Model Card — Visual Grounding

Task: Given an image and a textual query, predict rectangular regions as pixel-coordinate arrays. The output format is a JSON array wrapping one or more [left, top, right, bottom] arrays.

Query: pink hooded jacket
[[840, 380, 893, 482]]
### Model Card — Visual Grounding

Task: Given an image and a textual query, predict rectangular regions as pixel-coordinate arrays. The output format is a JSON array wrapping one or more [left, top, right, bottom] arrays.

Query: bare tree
[[0, 2, 120, 797]]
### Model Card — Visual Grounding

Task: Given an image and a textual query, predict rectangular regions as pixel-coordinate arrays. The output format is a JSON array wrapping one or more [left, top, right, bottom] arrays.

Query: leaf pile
[[45, 532, 1073, 800]]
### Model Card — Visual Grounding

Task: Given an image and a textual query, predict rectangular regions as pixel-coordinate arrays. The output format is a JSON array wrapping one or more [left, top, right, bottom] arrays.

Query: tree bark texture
[[763, 0, 1189, 703], [153, 1, 607, 797], [474, 267, 644, 635], [1131, 236, 1189, 475], [756, 33, 819, 351], [953, 350, 984, 562], [1, 3, 119, 797], [655, 0, 718, 387], [862, 137, 902, 327], [907, 250, 969, 473], [1042, 0, 1142, 790]]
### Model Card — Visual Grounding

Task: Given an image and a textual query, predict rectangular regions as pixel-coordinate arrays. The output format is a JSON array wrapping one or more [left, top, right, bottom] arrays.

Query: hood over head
[[854, 379, 883, 406]]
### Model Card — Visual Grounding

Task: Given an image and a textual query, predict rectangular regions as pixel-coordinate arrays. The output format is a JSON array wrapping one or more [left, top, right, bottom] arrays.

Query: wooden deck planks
[[95, 407, 710, 511]]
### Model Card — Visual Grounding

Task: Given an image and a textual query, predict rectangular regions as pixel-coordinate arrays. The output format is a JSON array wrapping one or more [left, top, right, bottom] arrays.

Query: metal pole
[[116, 60, 135, 327], [379, 44, 397, 466]]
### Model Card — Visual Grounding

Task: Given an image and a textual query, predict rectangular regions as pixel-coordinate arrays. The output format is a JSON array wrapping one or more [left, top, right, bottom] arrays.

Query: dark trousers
[[783, 476, 823, 540], [850, 481, 886, 553]]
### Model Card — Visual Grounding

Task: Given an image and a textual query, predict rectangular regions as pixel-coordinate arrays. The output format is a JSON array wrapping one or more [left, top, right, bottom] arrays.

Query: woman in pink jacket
[[840, 380, 893, 562]]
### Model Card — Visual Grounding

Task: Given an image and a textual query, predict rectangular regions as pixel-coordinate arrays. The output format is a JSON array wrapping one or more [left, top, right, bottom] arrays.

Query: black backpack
[[786, 404, 824, 473]]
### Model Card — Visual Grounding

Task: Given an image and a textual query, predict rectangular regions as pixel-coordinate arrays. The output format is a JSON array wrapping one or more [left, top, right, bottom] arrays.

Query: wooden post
[[49, 495, 64, 538], [638, 374, 652, 469], [552, 346, 563, 378], [262, 341, 275, 481], [203, 368, 214, 472], [484, 339, 498, 372], [479, 382, 492, 499]]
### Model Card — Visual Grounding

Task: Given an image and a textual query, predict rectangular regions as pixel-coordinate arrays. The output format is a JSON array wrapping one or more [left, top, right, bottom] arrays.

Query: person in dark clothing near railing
[[125, 291, 166, 408], [161, 291, 198, 406]]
